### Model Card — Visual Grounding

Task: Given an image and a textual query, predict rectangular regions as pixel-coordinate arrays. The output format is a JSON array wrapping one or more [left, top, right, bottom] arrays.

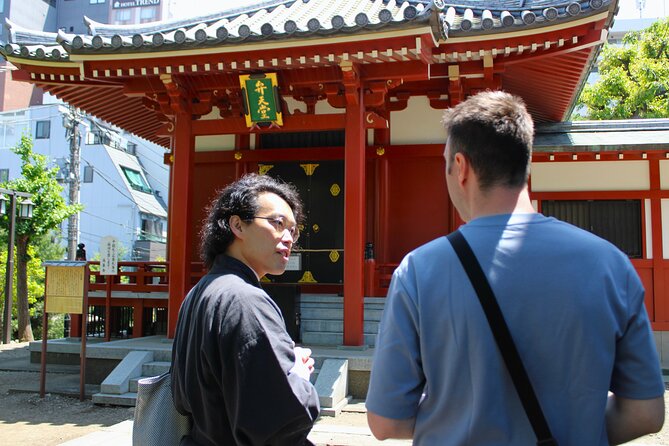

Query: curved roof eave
[[1, 0, 616, 63]]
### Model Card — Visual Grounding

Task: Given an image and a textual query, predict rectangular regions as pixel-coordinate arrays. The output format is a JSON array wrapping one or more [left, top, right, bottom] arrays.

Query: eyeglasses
[[250, 216, 300, 242]]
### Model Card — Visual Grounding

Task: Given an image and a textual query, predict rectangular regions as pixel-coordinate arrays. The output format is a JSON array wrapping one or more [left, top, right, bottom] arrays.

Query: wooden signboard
[[45, 265, 85, 314]]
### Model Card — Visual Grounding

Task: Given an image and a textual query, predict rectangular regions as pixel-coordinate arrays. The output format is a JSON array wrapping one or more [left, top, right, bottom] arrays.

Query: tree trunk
[[16, 235, 33, 342]]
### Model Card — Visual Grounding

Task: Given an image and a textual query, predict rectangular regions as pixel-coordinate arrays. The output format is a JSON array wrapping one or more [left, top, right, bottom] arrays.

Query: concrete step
[[302, 319, 379, 334], [301, 308, 384, 321], [142, 361, 170, 377], [129, 377, 141, 393], [302, 332, 377, 347], [92, 391, 137, 407]]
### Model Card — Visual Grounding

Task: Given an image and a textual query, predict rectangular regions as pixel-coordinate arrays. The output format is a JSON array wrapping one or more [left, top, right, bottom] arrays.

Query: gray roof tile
[[1, 0, 614, 61]]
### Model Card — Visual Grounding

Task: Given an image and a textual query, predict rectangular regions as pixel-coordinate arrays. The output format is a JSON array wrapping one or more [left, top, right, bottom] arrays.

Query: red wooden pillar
[[343, 64, 365, 346], [133, 300, 144, 338], [166, 106, 195, 338], [649, 159, 665, 323]]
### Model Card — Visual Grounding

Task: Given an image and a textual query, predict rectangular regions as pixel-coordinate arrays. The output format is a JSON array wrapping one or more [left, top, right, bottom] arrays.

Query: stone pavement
[[1, 341, 665, 445], [58, 414, 414, 446]]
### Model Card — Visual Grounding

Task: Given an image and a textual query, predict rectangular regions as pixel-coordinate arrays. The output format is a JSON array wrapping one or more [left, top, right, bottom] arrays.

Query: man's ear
[[229, 215, 244, 239], [454, 152, 469, 186]]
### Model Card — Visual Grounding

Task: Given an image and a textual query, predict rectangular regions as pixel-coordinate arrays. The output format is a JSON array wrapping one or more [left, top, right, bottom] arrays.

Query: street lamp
[[0, 188, 34, 344]]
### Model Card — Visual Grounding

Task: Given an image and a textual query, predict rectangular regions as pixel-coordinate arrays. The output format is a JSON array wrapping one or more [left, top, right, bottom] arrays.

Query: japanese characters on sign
[[239, 73, 283, 127], [100, 236, 119, 276], [45, 264, 86, 314]]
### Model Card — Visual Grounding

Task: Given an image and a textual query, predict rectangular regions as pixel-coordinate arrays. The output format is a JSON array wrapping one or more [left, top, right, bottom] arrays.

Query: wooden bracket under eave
[[340, 60, 361, 106]]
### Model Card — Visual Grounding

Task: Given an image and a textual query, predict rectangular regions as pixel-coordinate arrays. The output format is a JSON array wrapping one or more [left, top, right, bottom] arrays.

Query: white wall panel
[[531, 161, 649, 192], [658, 160, 669, 189], [195, 135, 235, 152], [390, 96, 446, 145]]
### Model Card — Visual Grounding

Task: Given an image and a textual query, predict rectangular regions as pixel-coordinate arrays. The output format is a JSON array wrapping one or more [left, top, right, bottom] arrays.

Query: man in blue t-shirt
[[366, 91, 665, 445]]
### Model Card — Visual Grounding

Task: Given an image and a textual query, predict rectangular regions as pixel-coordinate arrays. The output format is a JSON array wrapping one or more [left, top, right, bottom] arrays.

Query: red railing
[[87, 261, 207, 293]]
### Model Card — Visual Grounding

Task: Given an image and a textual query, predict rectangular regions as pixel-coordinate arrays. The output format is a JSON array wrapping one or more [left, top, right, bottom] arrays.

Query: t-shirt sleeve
[[366, 263, 425, 419], [225, 295, 320, 446], [610, 266, 665, 399]]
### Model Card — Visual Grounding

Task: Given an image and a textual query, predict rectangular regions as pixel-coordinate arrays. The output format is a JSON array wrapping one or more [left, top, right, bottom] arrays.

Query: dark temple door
[[260, 160, 344, 285]]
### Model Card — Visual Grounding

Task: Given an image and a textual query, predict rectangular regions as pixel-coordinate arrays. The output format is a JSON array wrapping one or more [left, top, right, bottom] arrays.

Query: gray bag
[[132, 372, 192, 445]]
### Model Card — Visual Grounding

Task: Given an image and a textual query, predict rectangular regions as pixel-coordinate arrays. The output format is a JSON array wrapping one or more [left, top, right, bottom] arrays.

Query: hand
[[290, 346, 315, 381]]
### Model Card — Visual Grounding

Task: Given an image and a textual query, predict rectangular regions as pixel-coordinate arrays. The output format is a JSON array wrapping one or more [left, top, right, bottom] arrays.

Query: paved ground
[[1, 341, 668, 445]]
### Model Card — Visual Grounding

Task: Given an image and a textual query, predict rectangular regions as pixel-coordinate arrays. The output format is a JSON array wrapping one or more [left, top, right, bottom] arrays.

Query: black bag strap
[[447, 230, 558, 446]]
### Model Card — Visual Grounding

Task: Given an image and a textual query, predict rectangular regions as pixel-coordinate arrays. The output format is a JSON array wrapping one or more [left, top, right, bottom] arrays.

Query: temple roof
[[2, 0, 613, 62], [0, 0, 618, 145]]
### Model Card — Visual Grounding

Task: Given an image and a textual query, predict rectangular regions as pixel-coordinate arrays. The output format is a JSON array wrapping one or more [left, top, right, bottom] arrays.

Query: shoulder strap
[[447, 230, 558, 446]]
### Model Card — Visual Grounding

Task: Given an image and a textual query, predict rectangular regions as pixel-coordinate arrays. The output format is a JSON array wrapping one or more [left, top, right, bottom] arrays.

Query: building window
[[541, 199, 642, 258], [126, 142, 137, 155], [0, 1, 4, 14], [140, 216, 166, 242], [121, 166, 151, 193], [140, 7, 158, 23], [90, 0, 105, 4], [115, 8, 132, 24], [0, 168, 8, 183], [83, 165, 94, 183], [86, 130, 113, 146], [35, 121, 50, 139]]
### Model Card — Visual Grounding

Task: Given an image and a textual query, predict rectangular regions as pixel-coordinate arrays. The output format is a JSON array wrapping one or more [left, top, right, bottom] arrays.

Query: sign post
[[100, 236, 119, 342], [40, 261, 88, 401]]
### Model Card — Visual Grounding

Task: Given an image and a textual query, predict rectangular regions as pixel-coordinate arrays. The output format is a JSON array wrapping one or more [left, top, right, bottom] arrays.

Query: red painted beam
[[192, 112, 387, 136], [343, 86, 366, 346]]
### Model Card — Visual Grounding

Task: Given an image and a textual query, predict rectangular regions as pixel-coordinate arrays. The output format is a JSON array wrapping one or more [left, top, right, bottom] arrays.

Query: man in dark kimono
[[172, 173, 319, 446]]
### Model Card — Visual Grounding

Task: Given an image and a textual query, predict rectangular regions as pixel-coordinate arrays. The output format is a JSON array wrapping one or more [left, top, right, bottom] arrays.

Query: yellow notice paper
[[45, 266, 85, 314]]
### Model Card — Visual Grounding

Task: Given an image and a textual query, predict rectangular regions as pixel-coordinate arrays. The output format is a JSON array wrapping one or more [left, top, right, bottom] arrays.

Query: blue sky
[[617, 0, 667, 19]]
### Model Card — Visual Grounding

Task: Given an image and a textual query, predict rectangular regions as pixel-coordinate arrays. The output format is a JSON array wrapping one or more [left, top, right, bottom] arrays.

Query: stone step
[[301, 319, 379, 334], [129, 377, 141, 393], [302, 332, 377, 347], [92, 391, 137, 407], [300, 308, 384, 321], [142, 361, 171, 377], [152, 349, 173, 362]]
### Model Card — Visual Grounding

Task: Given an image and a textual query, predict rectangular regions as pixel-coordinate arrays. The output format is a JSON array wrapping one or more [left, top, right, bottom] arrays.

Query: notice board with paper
[[44, 264, 86, 314]]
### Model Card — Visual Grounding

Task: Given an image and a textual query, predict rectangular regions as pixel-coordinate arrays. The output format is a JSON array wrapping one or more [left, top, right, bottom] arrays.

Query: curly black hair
[[199, 173, 303, 268]]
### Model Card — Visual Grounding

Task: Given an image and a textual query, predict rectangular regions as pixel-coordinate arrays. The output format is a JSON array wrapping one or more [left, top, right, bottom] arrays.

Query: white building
[[0, 101, 168, 260]]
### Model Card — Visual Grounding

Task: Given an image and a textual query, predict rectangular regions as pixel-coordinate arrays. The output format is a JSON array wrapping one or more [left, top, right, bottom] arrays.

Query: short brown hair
[[442, 91, 534, 191]]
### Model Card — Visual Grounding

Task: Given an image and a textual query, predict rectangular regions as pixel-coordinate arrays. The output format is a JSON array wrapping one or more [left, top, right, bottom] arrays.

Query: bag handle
[[447, 230, 558, 446]]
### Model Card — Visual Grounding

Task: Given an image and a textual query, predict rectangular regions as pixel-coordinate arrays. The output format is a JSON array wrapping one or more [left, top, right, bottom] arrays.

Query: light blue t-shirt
[[366, 213, 664, 445]]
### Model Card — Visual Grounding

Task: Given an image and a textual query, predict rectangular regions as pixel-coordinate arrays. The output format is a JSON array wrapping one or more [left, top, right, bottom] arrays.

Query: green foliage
[[1, 134, 83, 239], [31, 304, 66, 340], [0, 135, 82, 341], [575, 18, 669, 120], [0, 244, 45, 337]]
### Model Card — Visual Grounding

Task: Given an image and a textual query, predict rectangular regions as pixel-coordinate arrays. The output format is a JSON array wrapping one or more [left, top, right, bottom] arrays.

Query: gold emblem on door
[[258, 165, 274, 175], [300, 164, 319, 176], [298, 271, 317, 283], [329, 250, 340, 263]]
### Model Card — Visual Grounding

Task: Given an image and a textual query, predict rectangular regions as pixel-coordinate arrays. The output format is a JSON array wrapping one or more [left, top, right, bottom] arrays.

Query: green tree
[[0, 135, 81, 341], [575, 18, 669, 119]]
